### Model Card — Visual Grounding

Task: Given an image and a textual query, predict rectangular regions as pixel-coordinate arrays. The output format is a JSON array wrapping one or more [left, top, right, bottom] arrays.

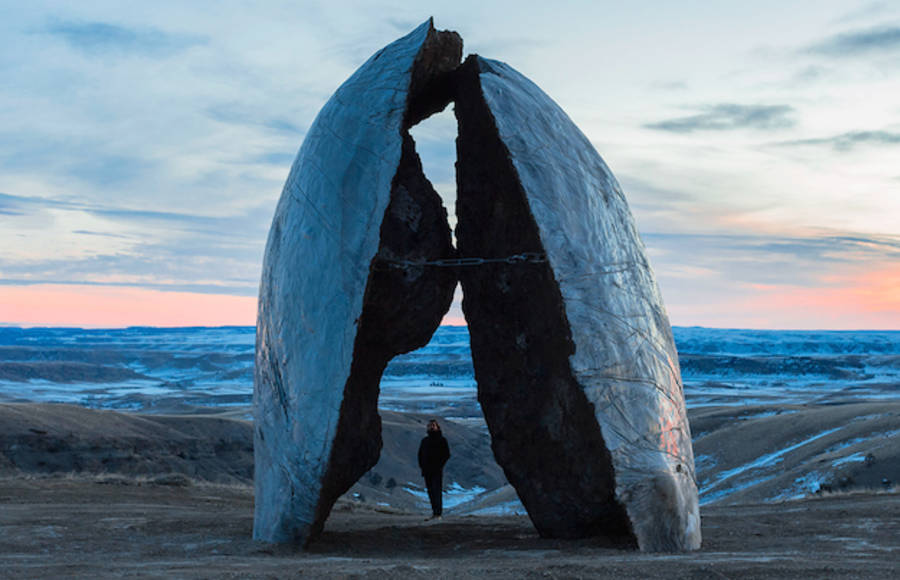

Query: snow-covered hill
[[0, 325, 897, 413]]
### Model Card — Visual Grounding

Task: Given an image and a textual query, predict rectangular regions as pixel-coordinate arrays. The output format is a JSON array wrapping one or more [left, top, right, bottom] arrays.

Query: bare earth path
[[0, 478, 897, 579]]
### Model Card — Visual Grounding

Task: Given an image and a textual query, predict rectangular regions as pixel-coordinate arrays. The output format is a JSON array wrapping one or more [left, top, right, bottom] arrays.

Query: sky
[[1, 0, 898, 329]]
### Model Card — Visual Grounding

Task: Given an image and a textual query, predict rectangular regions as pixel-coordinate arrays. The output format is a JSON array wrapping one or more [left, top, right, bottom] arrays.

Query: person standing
[[417, 419, 450, 520]]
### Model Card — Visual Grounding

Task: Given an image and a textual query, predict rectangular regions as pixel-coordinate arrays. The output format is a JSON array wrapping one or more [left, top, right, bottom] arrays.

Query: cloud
[[0, 192, 77, 212], [644, 104, 796, 133], [206, 104, 305, 135], [736, 267, 900, 330], [834, 2, 895, 25], [0, 190, 272, 294], [754, 234, 900, 263], [0, 277, 251, 296], [0, 234, 263, 296], [788, 65, 830, 84], [0, 192, 195, 221], [67, 154, 157, 186], [648, 80, 689, 91], [644, 231, 900, 329], [774, 130, 900, 151], [42, 20, 205, 57], [0, 283, 257, 327], [807, 25, 900, 57], [88, 206, 222, 227], [0, 193, 29, 215], [386, 17, 426, 34], [71, 230, 132, 239], [253, 152, 297, 166], [0, 132, 160, 189], [644, 231, 900, 288]]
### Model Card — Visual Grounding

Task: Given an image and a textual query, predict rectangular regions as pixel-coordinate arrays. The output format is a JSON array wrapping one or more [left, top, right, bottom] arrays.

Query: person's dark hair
[[427, 419, 441, 432]]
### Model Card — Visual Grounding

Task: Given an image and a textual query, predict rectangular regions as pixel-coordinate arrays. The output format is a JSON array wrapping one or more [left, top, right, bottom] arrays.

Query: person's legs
[[425, 471, 443, 517]]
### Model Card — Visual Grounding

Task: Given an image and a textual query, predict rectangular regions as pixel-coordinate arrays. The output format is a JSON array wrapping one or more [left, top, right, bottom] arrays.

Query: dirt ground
[[0, 477, 897, 579]]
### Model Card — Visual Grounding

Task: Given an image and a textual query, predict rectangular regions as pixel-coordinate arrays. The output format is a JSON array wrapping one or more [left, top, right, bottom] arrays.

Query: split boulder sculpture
[[254, 20, 701, 552]]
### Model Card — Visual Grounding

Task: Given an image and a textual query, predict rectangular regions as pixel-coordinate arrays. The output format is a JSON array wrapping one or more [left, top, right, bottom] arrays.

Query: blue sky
[[1, 1, 899, 328]]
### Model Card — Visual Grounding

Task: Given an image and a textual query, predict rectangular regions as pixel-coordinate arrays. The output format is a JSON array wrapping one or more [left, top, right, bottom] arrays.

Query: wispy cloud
[[0, 192, 134, 216], [788, 65, 830, 84], [206, 104, 305, 135], [774, 130, 900, 151], [645, 104, 796, 133], [42, 20, 205, 57], [0, 192, 78, 212], [0, 231, 263, 296], [0, 191, 268, 294], [68, 154, 157, 186], [0, 133, 159, 188], [755, 234, 900, 262], [252, 152, 297, 166], [2, 3, 896, 328], [1, 191, 270, 237], [649, 80, 689, 91], [652, 231, 900, 257], [834, 2, 895, 25], [806, 25, 900, 57], [0, 277, 252, 296], [0, 193, 28, 215], [71, 230, 133, 239], [644, 231, 900, 287], [644, 230, 900, 328], [386, 17, 426, 34], [0, 283, 257, 327], [88, 206, 223, 228]]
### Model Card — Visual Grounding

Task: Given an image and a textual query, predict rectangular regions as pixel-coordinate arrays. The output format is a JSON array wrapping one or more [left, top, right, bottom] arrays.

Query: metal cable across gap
[[376, 252, 547, 269]]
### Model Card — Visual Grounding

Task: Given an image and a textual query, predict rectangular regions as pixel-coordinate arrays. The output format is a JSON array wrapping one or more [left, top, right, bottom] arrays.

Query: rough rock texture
[[456, 55, 700, 551], [254, 20, 459, 545], [313, 133, 456, 540], [454, 57, 635, 546], [255, 21, 698, 551]]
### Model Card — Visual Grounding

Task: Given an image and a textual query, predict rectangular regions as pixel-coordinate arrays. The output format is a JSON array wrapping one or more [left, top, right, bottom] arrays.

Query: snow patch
[[833, 452, 867, 467], [700, 427, 842, 504], [403, 482, 487, 510]]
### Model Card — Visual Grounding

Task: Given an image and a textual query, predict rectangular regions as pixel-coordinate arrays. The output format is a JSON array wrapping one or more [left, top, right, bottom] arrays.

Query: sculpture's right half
[[454, 55, 701, 551]]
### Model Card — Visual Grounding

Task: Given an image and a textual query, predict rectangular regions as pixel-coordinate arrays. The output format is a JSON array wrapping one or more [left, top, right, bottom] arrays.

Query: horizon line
[[2, 323, 898, 333]]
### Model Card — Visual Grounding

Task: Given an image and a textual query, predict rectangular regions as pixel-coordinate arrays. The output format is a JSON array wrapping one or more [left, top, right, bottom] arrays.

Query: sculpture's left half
[[253, 20, 461, 544]]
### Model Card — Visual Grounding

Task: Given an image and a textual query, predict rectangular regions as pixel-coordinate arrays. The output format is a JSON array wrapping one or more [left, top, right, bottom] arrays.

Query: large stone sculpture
[[254, 19, 701, 551]]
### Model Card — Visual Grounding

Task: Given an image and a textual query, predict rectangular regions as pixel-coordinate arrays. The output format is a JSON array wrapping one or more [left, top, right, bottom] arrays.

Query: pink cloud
[[742, 268, 900, 329], [3, 266, 897, 330], [668, 266, 900, 330], [0, 284, 257, 328]]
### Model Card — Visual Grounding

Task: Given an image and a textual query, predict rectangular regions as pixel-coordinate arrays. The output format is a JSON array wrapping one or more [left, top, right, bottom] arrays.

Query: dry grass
[[0, 470, 253, 492]]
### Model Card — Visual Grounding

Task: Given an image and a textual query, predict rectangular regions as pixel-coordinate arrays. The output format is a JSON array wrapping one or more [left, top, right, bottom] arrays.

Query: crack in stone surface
[[254, 19, 700, 552]]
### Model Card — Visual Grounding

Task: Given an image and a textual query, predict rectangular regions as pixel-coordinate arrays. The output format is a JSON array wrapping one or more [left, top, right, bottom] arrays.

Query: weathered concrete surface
[[255, 22, 698, 552], [253, 20, 459, 545], [456, 55, 700, 551], [454, 57, 635, 546]]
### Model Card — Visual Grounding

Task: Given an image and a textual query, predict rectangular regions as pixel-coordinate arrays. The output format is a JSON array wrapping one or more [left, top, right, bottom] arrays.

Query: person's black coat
[[418, 431, 450, 476]]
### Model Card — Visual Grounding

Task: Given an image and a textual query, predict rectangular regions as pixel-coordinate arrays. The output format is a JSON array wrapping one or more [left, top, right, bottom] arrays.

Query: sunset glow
[[0, 285, 256, 328], [4, 268, 896, 330], [741, 269, 900, 329], [666, 266, 900, 330], [2, 2, 899, 329]]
